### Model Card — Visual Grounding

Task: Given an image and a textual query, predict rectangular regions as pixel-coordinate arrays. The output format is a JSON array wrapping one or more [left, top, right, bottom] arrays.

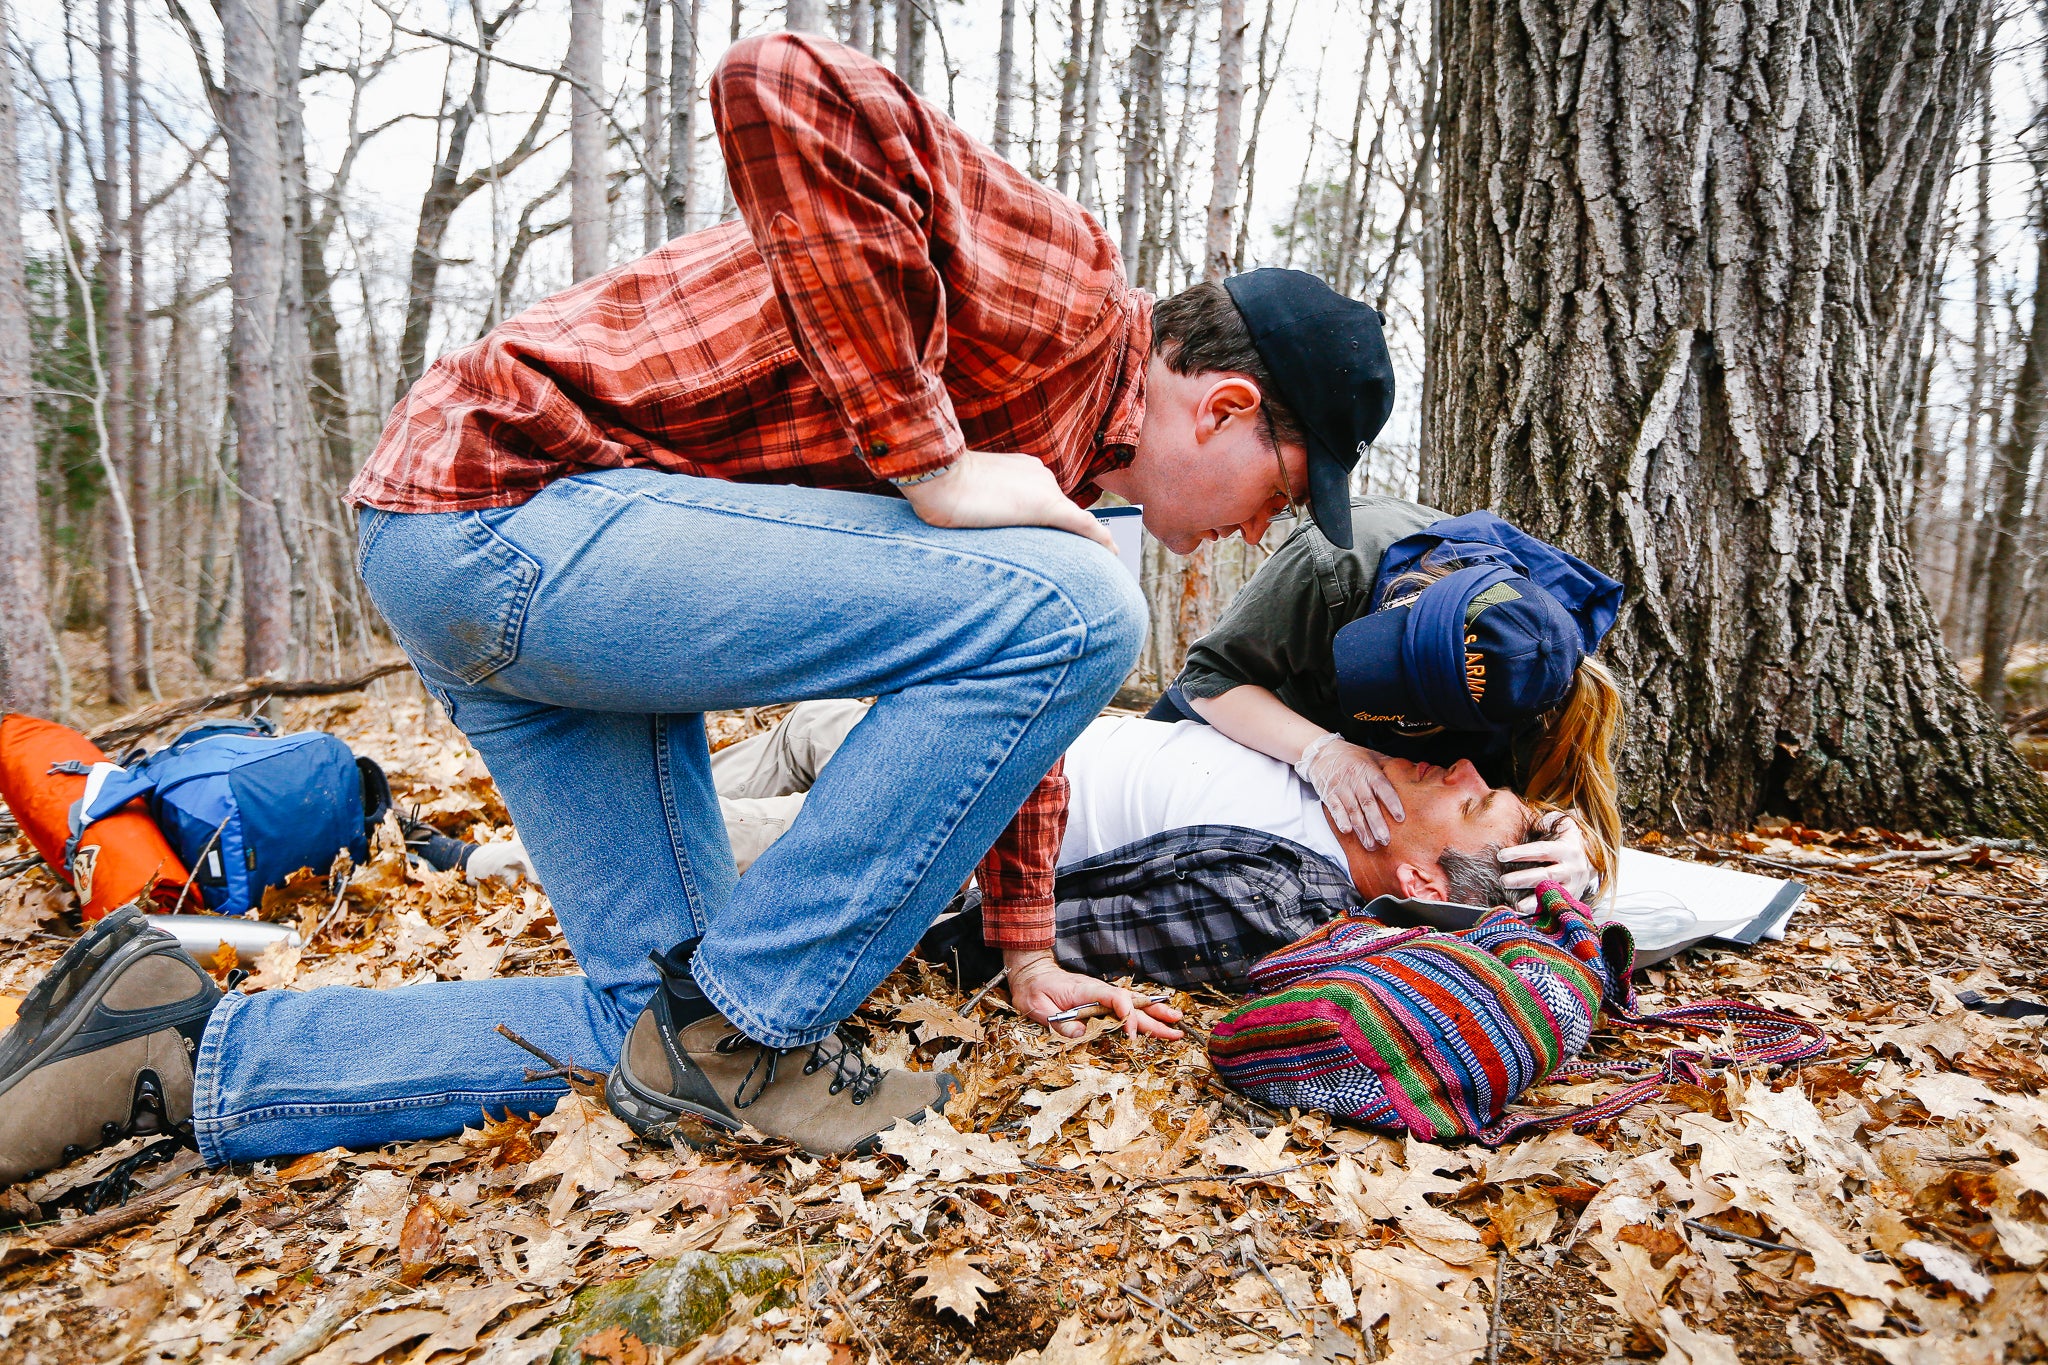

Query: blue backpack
[[74, 718, 391, 916]]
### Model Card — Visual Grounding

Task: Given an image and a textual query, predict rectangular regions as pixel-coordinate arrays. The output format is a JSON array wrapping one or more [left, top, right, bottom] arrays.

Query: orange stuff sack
[[0, 712, 194, 920]]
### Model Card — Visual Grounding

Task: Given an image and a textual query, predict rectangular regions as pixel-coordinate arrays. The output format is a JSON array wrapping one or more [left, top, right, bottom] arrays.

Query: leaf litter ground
[[1, 688, 2045, 1365]]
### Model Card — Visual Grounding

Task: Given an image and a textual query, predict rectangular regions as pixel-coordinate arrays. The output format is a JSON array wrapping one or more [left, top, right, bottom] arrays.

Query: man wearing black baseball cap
[[1091, 268, 1395, 554]]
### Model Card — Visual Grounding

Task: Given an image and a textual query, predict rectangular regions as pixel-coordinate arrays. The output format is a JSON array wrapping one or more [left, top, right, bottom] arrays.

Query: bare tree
[[96, 0, 131, 701], [1054, 0, 1083, 194], [894, 0, 925, 94], [1118, 0, 1162, 275], [0, 0, 51, 713], [124, 0, 149, 686], [1073, 0, 1108, 214], [1979, 172, 2048, 720], [1425, 0, 2048, 834], [221, 0, 291, 679], [570, 0, 608, 279], [395, 8, 560, 401], [666, 0, 698, 234], [992, 0, 1018, 157], [644, 0, 664, 248], [1203, 0, 1245, 282], [1232, 0, 1296, 273], [785, 0, 825, 29], [1948, 34, 2000, 646], [848, 0, 873, 51]]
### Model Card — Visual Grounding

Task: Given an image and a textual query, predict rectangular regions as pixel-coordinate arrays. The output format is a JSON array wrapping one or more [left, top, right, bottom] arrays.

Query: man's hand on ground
[[1002, 948, 1184, 1040], [899, 449, 1116, 551], [1501, 810, 1597, 910]]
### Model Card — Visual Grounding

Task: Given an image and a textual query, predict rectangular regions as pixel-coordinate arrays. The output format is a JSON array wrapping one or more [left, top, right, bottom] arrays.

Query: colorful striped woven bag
[[1207, 884, 1827, 1146]]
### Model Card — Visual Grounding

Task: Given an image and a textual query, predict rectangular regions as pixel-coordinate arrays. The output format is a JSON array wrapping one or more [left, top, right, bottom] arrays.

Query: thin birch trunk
[[0, 0, 51, 713], [848, 0, 872, 51], [1204, 0, 1246, 282], [1074, 0, 1109, 215], [644, 0, 664, 248], [1332, 6, 1377, 291], [785, 0, 824, 30], [1980, 174, 2048, 721], [570, 0, 608, 279], [1374, 0, 1437, 310], [666, 0, 697, 235], [894, 0, 925, 93], [97, 0, 132, 702], [221, 0, 291, 679], [993, 0, 1018, 157], [125, 0, 151, 689]]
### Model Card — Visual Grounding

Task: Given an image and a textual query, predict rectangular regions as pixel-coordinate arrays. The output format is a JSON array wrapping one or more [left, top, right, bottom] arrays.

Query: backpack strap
[[1475, 885, 1829, 1146]]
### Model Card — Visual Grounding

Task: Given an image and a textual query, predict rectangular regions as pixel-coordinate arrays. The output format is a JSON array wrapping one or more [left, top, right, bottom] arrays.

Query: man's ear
[[1393, 862, 1450, 900], [1197, 375, 1264, 442]]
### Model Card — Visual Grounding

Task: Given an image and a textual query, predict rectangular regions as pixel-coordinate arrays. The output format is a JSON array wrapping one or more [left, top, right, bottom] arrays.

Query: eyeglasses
[[1272, 443, 1307, 524]]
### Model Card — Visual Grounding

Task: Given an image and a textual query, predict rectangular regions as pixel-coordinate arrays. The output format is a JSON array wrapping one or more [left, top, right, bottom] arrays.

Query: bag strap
[[1474, 885, 1830, 1147]]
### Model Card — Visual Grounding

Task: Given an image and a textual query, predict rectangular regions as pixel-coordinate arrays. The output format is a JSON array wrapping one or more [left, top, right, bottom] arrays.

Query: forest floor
[[0, 675, 2045, 1365]]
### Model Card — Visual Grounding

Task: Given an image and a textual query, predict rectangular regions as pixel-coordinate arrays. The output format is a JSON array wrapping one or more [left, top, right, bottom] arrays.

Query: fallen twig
[[88, 661, 411, 749], [1119, 1280, 1198, 1335], [1684, 1217, 1801, 1255], [494, 1024, 607, 1087], [1133, 1153, 1339, 1190], [42, 1173, 211, 1249]]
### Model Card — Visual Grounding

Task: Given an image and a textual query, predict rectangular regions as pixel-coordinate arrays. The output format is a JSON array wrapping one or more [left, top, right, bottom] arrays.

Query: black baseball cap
[[1332, 564, 1585, 734], [1222, 269, 1395, 549]]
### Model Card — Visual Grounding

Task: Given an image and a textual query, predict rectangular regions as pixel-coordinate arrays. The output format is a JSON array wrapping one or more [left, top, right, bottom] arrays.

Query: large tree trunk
[[1203, 0, 1245, 283], [666, 0, 697, 235], [97, 0, 132, 702], [0, 0, 51, 714], [221, 0, 292, 679], [1422, 0, 2048, 836]]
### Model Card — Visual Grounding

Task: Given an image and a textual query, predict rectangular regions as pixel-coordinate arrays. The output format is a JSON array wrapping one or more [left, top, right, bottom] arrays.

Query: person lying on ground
[[1147, 497, 1627, 909], [0, 32, 1402, 1174], [708, 700, 1541, 904]]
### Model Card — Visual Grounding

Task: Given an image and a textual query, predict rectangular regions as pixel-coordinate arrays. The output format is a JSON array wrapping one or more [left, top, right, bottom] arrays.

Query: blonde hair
[[1521, 657, 1624, 893], [1374, 556, 1626, 891]]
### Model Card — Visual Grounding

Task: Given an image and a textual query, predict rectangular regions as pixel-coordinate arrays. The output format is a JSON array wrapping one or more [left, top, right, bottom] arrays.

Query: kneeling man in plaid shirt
[[0, 32, 1402, 1178]]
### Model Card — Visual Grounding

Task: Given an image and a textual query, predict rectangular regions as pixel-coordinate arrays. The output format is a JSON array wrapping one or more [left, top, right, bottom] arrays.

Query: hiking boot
[[606, 942, 955, 1157], [0, 907, 221, 1187]]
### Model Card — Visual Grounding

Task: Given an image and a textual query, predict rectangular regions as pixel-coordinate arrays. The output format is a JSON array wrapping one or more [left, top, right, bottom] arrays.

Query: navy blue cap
[[1333, 564, 1586, 733], [1221, 269, 1394, 550]]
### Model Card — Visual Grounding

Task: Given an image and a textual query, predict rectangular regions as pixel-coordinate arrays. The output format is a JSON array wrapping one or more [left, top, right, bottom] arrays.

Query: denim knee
[[1023, 535, 1147, 688]]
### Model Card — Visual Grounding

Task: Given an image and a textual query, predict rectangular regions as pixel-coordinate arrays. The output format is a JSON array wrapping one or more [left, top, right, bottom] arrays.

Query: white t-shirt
[[1057, 716, 1349, 873]]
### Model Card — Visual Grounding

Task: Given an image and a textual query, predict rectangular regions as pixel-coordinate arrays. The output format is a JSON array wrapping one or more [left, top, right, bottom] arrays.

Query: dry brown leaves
[[0, 694, 2045, 1365]]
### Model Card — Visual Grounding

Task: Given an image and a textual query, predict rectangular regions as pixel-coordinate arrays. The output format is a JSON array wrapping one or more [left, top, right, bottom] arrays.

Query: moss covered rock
[[551, 1250, 793, 1361]]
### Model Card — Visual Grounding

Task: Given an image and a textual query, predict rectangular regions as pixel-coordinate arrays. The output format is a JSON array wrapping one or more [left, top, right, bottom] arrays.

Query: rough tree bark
[[0, 0, 51, 713], [1203, 0, 1245, 283], [570, 0, 608, 280], [220, 0, 292, 679], [1423, 0, 2048, 834], [1978, 182, 2048, 722]]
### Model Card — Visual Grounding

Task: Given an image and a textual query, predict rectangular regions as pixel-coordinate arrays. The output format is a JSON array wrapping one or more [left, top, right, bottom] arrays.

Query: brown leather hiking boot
[[605, 946, 954, 1157], [0, 908, 221, 1187]]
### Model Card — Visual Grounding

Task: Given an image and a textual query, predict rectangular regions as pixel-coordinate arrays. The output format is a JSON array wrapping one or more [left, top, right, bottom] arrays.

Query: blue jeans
[[190, 469, 1144, 1164]]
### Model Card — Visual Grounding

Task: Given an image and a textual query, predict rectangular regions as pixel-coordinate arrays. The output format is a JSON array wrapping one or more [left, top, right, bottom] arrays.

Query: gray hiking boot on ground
[[0, 907, 221, 1187], [606, 943, 955, 1157]]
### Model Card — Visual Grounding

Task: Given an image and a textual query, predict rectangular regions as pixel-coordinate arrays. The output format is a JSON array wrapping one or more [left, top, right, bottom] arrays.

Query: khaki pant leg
[[710, 698, 873, 799]]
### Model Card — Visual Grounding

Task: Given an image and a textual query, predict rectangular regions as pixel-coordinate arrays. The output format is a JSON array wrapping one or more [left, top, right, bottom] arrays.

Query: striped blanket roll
[[1206, 887, 1632, 1143]]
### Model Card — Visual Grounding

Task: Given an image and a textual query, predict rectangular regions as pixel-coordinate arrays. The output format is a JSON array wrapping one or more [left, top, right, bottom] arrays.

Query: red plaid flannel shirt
[[349, 32, 1151, 951]]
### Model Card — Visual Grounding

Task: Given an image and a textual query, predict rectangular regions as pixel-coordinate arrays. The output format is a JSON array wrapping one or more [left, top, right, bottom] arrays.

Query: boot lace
[[66, 1070, 199, 1213], [716, 1027, 885, 1109]]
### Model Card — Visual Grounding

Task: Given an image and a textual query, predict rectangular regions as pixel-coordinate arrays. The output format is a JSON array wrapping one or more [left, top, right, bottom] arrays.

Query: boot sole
[[0, 913, 218, 1097], [604, 1066, 951, 1158]]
